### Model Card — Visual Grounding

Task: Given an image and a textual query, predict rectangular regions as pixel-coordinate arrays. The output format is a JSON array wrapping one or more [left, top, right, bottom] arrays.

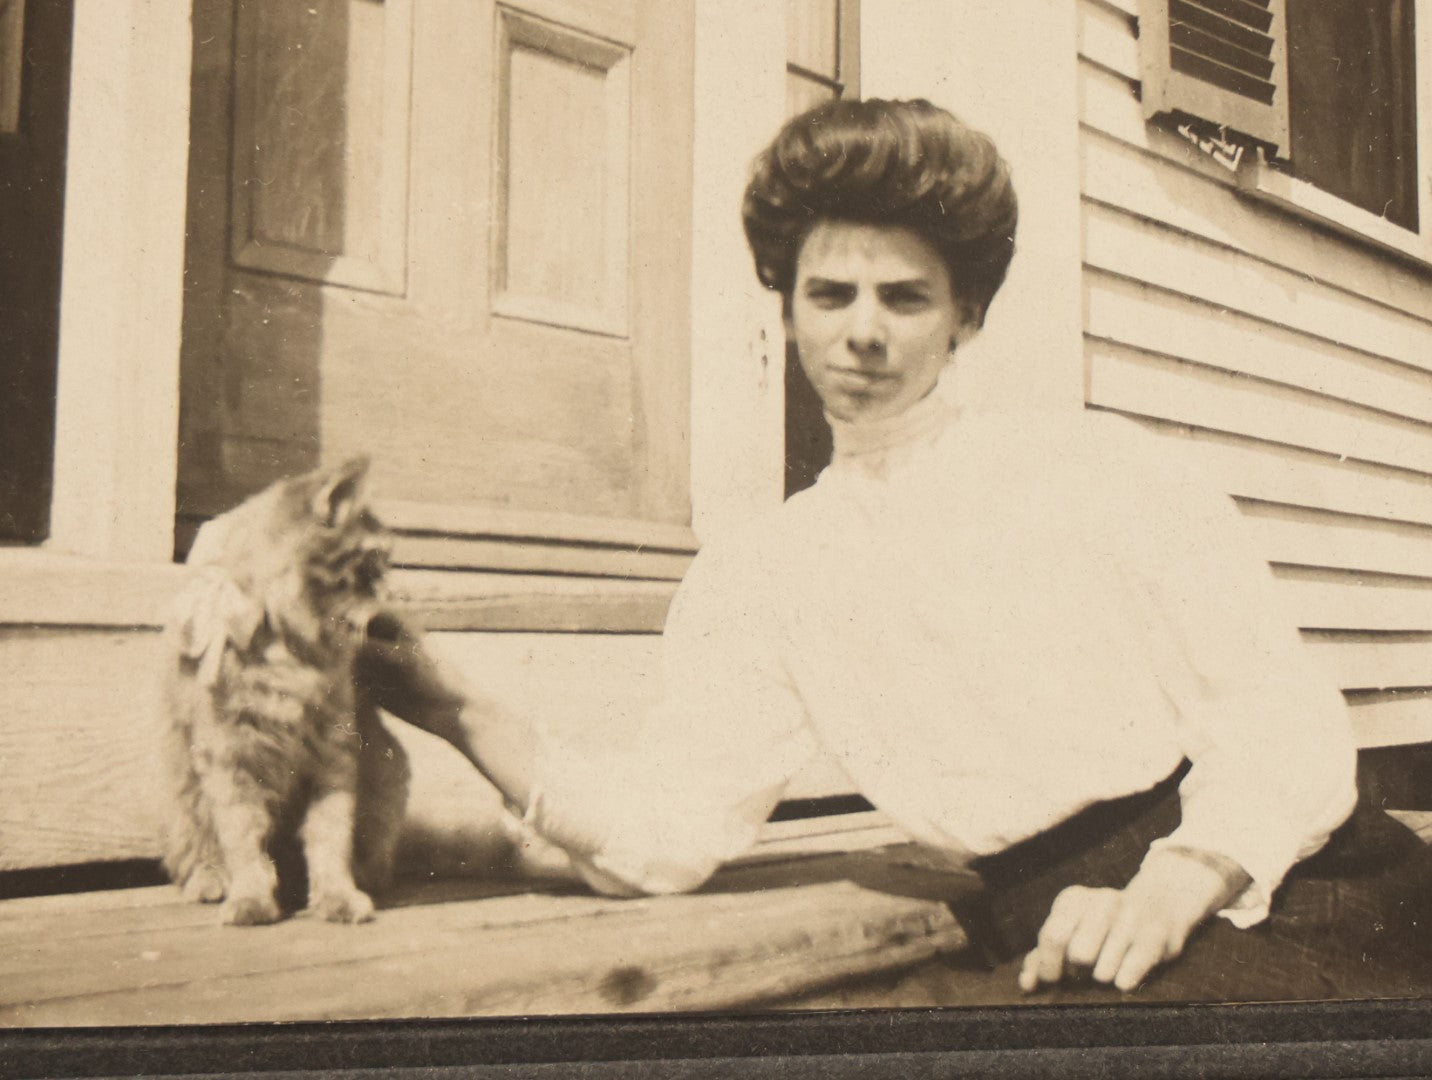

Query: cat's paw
[[181, 866, 227, 904], [311, 887, 375, 924], [220, 892, 282, 926]]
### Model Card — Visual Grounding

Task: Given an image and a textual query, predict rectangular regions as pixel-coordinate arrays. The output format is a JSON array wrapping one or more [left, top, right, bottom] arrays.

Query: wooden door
[[178, 0, 694, 568], [0, 0, 72, 543]]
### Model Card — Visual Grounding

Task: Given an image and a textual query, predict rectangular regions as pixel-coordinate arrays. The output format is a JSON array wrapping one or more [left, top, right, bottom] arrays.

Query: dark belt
[[953, 762, 1191, 965]]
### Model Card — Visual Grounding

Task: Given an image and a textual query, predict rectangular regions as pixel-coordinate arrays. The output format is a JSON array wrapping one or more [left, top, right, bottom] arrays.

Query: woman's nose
[[846, 297, 888, 360]]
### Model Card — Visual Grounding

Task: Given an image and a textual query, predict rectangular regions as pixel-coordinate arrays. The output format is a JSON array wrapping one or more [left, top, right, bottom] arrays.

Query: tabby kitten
[[162, 457, 410, 926]]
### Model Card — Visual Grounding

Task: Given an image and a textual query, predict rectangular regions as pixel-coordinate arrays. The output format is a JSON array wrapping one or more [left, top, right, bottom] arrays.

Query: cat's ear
[[312, 456, 371, 528], [185, 517, 228, 567]]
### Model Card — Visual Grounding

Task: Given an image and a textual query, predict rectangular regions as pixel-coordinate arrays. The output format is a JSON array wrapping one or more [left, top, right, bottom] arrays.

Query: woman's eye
[[804, 283, 856, 309], [882, 288, 931, 311]]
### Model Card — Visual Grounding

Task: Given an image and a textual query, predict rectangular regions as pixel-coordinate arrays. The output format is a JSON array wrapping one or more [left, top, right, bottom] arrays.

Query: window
[[0, 0, 71, 544], [1137, 0, 1431, 260]]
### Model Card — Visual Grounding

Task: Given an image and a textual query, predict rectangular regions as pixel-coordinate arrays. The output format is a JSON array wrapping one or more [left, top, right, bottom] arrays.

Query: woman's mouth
[[829, 367, 893, 388]]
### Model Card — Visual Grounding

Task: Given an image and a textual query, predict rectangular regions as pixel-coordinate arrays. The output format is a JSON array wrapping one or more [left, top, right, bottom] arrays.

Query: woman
[[367, 99, 1432, 1003]]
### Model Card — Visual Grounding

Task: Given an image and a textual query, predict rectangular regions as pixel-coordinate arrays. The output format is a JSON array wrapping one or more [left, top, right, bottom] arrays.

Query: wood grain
[[0, 847, 971, 1024], [0, 629, 167, 870], [180, 0, 694, 541], [392, 570, 675, 632]]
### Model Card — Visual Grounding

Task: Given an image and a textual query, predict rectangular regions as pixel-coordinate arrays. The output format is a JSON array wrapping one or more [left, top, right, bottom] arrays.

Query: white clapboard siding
[[1087, 0, 1137, 21], [1303, 632, 1432, 691], [1077, 0, 1432, 746], [1078, 113, 1432, 322], [1270, 570, 1432, 633], [1238, 505, 1432, 581], [0, 625, 855, 873], [1078, 0, 1139, 81], [1347, 695, 1432, 750], [1086, 271, 1432, 426], [1087, 341, 1432, 478], [1119, 420, 1432, 530], [1084, 204, 1432, 376]]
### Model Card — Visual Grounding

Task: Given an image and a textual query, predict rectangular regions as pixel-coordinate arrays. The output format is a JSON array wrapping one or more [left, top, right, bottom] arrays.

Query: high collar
[[826, 378, 958, 474]]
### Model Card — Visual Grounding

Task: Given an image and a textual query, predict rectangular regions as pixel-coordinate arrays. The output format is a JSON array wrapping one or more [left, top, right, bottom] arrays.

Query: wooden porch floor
[[0, 816, 979, 1026], [8, 811, 1430, 1027]]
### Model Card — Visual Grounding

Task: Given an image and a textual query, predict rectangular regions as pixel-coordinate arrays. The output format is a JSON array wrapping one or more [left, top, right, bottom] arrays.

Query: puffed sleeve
[[1105, 423, 1358, 927], [526, 520, 822, 896]]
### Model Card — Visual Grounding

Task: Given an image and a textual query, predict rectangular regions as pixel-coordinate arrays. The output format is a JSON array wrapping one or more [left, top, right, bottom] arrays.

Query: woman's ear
[[950, 303, 983, 351]]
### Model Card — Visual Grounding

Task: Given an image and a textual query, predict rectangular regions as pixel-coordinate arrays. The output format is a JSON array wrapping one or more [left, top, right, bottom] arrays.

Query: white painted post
[[46, 0, 193, 562], [860, 0, 1086, 414], [688, 0, 789, 543]]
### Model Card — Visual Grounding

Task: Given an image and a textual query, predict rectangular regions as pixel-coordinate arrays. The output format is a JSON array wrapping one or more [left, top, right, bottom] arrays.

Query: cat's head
[[174, 457, 392, 668]]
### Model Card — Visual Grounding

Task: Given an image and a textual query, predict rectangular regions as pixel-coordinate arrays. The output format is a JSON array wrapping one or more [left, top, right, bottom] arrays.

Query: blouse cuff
[[525, 728, 744, 897], [1145, 826, 1299, 929]]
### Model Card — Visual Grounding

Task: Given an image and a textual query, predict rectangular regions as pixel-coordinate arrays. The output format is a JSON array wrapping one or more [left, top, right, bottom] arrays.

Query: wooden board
[[0, 626, 857, 873], [1302, 632, 1432, 692], [0, 846, 972, 1025], [1088, 340, 1432, 479], [1270, 569, 1432, 633], [1083, 198, 1432, 373], [1085, 0, 1138, 24], [1079, 59, 1432, 322], [393, 570, 675, 632], [1113, 417, 1432, 529], [0, 629, 168, 870], [1347, 694, 1432, 749], [1078, 0, 1139, 81], [1237, 505, 1432, 581], [1085, 269, 1432, 429]]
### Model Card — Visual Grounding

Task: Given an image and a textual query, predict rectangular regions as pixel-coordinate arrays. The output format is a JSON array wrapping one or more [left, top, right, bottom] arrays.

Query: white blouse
[[532, 384, 1358, 927]]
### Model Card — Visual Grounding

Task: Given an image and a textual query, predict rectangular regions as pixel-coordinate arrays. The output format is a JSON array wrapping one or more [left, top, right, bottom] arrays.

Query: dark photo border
[[6, 1000, 1432, 1079]]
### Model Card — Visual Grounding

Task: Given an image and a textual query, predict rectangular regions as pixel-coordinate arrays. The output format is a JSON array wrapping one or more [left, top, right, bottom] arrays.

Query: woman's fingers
[[1113, 932, 1169, 992], [1065, 893, 1118, 969], [1089, 910, 1136, 985], [1020, 886, 1118, 992], [1021, 882, 1189, 994]]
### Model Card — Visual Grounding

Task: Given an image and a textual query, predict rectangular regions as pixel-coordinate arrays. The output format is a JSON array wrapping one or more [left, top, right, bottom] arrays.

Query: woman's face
[[787, 221, 973, 424]]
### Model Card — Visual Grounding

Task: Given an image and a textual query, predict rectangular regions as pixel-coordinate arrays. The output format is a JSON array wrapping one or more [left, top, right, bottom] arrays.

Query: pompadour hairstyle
[[742, 98, 1018, 325]]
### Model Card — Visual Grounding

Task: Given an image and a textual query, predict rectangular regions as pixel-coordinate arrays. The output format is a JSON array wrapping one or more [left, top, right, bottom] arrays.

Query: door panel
[[178, 0, 693, 550], [0, 0, 72, 543]]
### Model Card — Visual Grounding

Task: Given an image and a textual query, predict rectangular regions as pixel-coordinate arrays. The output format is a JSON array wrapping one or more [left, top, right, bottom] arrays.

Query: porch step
[[0, 824, 975, 1026]]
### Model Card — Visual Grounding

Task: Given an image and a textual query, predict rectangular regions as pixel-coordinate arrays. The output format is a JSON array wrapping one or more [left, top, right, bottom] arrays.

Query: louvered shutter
[[1137, 0, 1290, 152]]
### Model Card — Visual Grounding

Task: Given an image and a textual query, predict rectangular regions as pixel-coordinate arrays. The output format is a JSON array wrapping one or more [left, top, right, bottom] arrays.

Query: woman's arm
[[360, 610, 540, 813], [1020, 421, 1356, 992], [359, 527, 820, 897]]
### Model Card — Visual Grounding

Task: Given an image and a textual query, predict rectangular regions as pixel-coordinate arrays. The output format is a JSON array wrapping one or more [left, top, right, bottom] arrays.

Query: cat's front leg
[[301, 784, 375, 923], [204, 771, 282, 926]]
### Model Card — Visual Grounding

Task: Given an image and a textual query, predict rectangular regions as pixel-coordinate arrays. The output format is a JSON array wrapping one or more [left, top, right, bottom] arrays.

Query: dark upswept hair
[[742, 98, 1017, 325]]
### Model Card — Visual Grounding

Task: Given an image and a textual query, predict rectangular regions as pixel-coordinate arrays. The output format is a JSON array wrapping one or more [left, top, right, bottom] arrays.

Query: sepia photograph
[[4, 0, 1432, 1071]]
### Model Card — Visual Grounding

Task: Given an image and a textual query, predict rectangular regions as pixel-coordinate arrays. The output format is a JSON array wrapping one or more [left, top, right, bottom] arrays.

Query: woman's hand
[[1018, 846, 1251, 993]]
